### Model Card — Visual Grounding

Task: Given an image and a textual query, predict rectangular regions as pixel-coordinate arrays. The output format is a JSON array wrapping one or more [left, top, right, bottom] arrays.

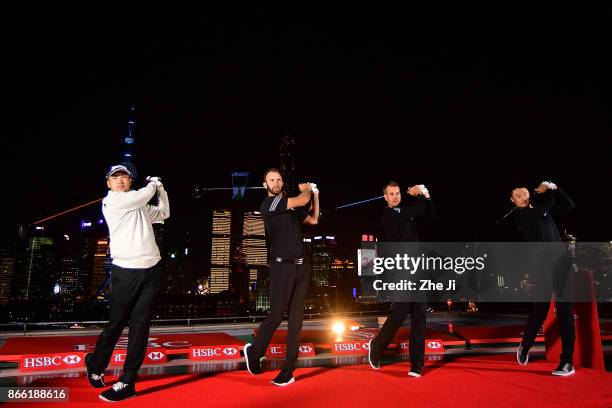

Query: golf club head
[[193, 185, 207, 198]]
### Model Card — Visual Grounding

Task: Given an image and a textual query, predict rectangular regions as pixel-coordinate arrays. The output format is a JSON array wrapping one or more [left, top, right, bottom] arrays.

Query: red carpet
[[27, 354, 612, 407]]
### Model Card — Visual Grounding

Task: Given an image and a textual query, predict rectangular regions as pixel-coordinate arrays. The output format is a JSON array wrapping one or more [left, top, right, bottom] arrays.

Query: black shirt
[[260, 195, 309, 259], [513, 188, 575, 242], [381, 196, 436, 242]]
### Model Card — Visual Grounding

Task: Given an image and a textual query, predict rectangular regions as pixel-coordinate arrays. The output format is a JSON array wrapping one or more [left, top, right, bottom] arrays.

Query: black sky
[[2, 5, 611, 258]]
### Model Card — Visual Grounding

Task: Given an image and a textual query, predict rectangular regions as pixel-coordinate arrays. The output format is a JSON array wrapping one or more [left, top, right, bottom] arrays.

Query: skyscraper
[[210, 209, 231, 294], [90, 238, 111, 298], [302, 235, 337, 312], [242, 211, 268, 310], [55, 239, 80, 315], [330, 258, 357, 305], [122, 104, 136, 162], [0, 243, 17, 305], [311, 236, 337, 288], [19, 230, 54, 301]]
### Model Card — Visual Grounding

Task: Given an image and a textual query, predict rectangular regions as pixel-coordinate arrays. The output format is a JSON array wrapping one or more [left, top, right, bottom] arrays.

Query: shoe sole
[[408, 372, 422, 378], [516, 347, 528, 366], [244, 343, 257, 375], [367, 339, 379, 370], [272, 377, 295, 387], [552, 369, 575, 376], [99, 394, 136, 402]]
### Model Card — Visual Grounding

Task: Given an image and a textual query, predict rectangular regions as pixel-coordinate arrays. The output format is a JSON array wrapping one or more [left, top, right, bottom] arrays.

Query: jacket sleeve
[[107, 183, 157, 212], [145, 188, 170, 222]]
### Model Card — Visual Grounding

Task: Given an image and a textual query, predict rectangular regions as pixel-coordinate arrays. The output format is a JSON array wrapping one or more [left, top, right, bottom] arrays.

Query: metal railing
[[0, 310, 386, 336]]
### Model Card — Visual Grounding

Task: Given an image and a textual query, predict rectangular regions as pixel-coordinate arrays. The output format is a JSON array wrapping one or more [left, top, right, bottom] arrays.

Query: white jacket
[[102, 182, 170, 268]]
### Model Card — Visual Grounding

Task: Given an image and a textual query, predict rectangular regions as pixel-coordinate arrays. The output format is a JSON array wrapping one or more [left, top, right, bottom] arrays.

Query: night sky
[[2, 5, 611, 265]]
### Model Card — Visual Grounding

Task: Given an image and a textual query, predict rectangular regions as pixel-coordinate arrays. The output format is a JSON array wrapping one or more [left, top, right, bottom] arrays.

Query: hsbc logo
[[424, 339, 445, 354], [399, 339, 444, 355], [189, 345, 241, 361], [110, 348, 167, 367], [299, 345, 312, 353], [22, 356, 63, 369], [266, 343, 315, 358], [20, 353, 85, 372], [62, 355, 81, 365], [427, 341, 441, 349], [192, 348, 222, 357], [148, 351, 165, 361], [340, 343, 368, 351], [332, 341, 369, 355]]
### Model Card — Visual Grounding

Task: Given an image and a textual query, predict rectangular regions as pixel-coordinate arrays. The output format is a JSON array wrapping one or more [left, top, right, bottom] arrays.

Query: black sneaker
[[516, 344, 529, 366], [243, 343, 263, 375], [367, 339, 380, 369], [99, 382, 136, 402], [408, 363, 423, 378], [271, 370, 295, 386], [85, 354, 105, 388], [552, 362, 575, 376]]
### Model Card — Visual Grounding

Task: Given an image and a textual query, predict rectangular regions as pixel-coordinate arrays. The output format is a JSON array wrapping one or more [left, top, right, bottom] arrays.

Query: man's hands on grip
[[407, 184, 430, 198], [146, 176, 164, 190], [535, 181, 557, 194], [298, 183, 319, 194]]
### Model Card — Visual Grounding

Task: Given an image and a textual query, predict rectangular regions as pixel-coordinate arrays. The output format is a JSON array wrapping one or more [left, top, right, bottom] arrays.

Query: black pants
[[522, 253, 575, 364], [251, 260, 311, 372], [521, 300, 575, 364], [89, 262, 161, 383], [372, 302, 427, 365]]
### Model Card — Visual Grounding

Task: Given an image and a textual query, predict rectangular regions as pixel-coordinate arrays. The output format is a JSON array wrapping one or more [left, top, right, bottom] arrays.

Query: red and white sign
[[331, 341, 370, 355], [189, 345, 241, 361], [20, 352, 85, 372], [398, 339, 445, 354], [426, 340, 444, 353], [110, 348, 167, 366], [265, 343, 316, 358]]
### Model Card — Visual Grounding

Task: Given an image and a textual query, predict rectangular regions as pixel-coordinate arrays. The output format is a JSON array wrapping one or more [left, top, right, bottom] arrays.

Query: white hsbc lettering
[[192, 348, 222, 357], [334, 343, 367, 352], [269, 347, 284, 354], [23, 356, 63, 368]]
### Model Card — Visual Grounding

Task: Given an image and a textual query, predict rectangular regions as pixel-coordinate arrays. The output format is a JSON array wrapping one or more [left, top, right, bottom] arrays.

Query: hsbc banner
[[189, 345, 241, 361], [332, 340, 370, 355], [398, 339, 445, 354], [20, 352, 85, 372], [265, 343, 316, 358], [110, 348, 167, 366]]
